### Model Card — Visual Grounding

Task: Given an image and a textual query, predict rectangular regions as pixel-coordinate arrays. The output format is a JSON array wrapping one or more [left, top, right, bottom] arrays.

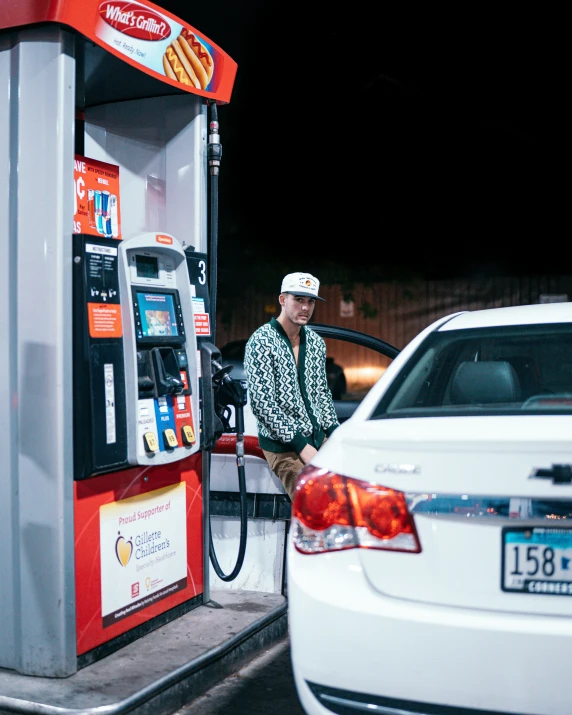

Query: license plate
[[502, 527, 572, 595]]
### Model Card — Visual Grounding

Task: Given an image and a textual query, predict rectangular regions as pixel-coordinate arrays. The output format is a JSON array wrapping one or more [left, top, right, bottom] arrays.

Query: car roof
[[438, 302, 572, 331]]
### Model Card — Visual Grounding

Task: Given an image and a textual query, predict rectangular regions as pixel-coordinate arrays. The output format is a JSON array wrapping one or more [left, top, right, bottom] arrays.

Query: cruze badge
[[375, 463, 420, 475]]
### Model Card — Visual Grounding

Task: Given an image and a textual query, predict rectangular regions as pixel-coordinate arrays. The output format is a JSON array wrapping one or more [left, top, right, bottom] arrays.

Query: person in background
[[244, 272, 340, 500], [326, 356, 347, 400]]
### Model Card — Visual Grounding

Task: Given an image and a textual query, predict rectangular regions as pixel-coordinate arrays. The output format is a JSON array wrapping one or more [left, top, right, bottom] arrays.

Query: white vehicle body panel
[[289, 544, 572, 715], [288, 303, 572, 715]]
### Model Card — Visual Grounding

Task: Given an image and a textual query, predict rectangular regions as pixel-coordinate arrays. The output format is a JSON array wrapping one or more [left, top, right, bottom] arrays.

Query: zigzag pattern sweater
[[244, 318, 340, 454]]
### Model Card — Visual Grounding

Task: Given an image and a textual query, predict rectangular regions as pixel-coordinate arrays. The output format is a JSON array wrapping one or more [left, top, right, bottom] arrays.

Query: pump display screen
[[135, 254, 159, 279], [136, 291, 179, 337]]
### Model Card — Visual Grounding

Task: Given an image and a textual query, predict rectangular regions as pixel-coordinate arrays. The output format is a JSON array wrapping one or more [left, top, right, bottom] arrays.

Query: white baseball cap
[[281, 272, 324, 301]]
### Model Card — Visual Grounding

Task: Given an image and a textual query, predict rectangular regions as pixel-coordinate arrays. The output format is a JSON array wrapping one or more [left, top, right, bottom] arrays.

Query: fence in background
[[215, 275, 572, 392]]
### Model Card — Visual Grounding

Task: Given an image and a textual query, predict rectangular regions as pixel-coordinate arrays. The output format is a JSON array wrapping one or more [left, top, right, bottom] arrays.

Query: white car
[[288, 302, 572, 715]]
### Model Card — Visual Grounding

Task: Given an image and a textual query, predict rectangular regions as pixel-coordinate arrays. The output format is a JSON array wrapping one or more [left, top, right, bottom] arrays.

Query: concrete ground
[[173, 636, 305, 714], [0, 589, 287, 715]]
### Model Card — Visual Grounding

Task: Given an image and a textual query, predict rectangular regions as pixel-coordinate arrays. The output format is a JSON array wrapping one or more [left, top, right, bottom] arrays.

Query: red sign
[[156, 234, 173, 245], [0, 0, 237, 104], [74, 155, 122, 239], [87, 303, 123, 338], [194, 312, 211, 336], [74, 456, 203, 655], [98, 1, 171, 41]]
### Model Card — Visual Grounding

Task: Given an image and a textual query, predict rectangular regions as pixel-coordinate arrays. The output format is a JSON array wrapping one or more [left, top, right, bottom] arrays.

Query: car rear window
[[370, 323, 572, 418]]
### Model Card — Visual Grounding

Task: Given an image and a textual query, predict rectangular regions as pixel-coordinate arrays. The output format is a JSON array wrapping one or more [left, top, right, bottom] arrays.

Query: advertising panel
[[99, 482, 187, 627], [74, 155, 122, 240], [0, 0, 237, 104], [74, 456, 203, 655]]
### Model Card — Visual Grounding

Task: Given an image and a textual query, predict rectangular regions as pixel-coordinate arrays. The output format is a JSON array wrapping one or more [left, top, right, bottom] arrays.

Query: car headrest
[[450, 361, 522, 404]]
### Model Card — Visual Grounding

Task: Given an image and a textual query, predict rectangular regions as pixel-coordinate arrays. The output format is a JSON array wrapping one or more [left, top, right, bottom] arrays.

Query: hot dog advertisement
[[95, 1, 220, 93], [0, 0, 237, 104], [162, 28, 214, 90]]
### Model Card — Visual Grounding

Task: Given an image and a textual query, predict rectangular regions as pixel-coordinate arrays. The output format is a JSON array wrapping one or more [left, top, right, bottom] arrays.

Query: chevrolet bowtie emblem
[[529, 464, 572, 484]]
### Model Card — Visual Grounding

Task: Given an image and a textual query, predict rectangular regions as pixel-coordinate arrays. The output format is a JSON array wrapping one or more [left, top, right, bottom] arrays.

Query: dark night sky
[[160, 2, 565, 286]]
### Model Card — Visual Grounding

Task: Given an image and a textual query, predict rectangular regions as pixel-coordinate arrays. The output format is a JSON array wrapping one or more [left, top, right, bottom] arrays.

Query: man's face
[[281, 294, 316, 326]]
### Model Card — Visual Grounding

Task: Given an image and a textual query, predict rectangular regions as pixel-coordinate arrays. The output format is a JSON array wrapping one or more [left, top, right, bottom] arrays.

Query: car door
[[219, 326, 400, 426], [310, 323, 400, 422]]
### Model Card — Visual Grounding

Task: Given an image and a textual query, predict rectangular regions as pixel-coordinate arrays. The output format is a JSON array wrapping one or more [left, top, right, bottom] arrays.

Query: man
[[244, 272, 340, 499]]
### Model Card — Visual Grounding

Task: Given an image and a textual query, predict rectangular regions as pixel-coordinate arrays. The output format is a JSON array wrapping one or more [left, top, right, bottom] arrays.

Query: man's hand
[[299, 444, 318, 465]]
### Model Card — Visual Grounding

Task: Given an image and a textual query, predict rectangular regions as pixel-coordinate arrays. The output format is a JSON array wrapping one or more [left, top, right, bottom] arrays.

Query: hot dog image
[[162, 30, 214, 90]]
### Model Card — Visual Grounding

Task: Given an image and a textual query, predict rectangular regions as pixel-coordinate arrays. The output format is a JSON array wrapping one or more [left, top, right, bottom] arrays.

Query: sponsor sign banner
[[99, 482, 187, 627], [74, 460, 203, 655]]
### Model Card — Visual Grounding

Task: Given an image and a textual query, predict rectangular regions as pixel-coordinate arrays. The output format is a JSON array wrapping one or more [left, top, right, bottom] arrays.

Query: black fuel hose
[[208, 402, 248, 581], [205, 103, 248, 582]]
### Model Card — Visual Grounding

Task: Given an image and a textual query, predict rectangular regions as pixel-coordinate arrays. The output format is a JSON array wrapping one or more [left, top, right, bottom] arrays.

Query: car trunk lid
[[321, 416, 572, 615]]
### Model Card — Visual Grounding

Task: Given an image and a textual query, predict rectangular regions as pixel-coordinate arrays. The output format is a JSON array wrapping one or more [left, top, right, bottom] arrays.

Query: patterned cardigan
[[244, 318, 340, 454]]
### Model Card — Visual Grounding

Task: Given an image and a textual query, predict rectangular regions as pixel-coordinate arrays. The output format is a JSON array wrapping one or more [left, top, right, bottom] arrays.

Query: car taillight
[[292, 465, 421, 555]]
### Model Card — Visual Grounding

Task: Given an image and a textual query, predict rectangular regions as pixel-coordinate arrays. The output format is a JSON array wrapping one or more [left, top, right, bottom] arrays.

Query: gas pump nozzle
[[211, 360, 233, 385], [212, 359, 247, 410], [211, 359, 247, 466], [151, 347, 185, 396], [200, 343, 247, 450]]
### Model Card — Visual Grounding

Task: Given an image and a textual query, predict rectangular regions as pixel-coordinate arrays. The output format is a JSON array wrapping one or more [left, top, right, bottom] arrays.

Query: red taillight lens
[[292, 465, 421, 555], [347, 479, 415, 542], [293, 470, 351, 531]]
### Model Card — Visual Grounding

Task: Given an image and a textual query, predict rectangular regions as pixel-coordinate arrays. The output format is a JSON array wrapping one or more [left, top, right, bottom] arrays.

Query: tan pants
[[262, 450, 304, 500]]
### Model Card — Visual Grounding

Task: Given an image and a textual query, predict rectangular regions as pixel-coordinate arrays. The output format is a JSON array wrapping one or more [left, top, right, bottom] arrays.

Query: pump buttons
[[181, 425, 195, 445], [143, 431, 159, 453], [163, 428, 178, 450]]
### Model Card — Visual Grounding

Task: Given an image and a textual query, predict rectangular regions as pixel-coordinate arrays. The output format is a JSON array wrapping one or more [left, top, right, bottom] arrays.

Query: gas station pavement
[[173, 635, 305, 714], [0, 589, 288, 715]]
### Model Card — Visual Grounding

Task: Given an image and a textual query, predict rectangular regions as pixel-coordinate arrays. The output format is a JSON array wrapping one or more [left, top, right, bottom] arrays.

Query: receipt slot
[[119, 232, 200, 466]]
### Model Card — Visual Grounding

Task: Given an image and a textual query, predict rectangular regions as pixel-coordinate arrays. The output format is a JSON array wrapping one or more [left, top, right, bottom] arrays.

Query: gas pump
[[0, 0, 237, 678], [73, 231, 207, 664], [118, 232, 199, 465], [73, 231, 200, 476]]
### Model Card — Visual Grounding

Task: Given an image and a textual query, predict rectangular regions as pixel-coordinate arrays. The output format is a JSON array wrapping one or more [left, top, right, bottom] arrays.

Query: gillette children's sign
[[99, 482, 187, 627]]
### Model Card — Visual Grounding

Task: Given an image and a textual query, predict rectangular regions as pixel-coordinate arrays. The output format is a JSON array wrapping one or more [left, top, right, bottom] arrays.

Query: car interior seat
[[450, 360, 522, 405], [504, 356, 542, 399]]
